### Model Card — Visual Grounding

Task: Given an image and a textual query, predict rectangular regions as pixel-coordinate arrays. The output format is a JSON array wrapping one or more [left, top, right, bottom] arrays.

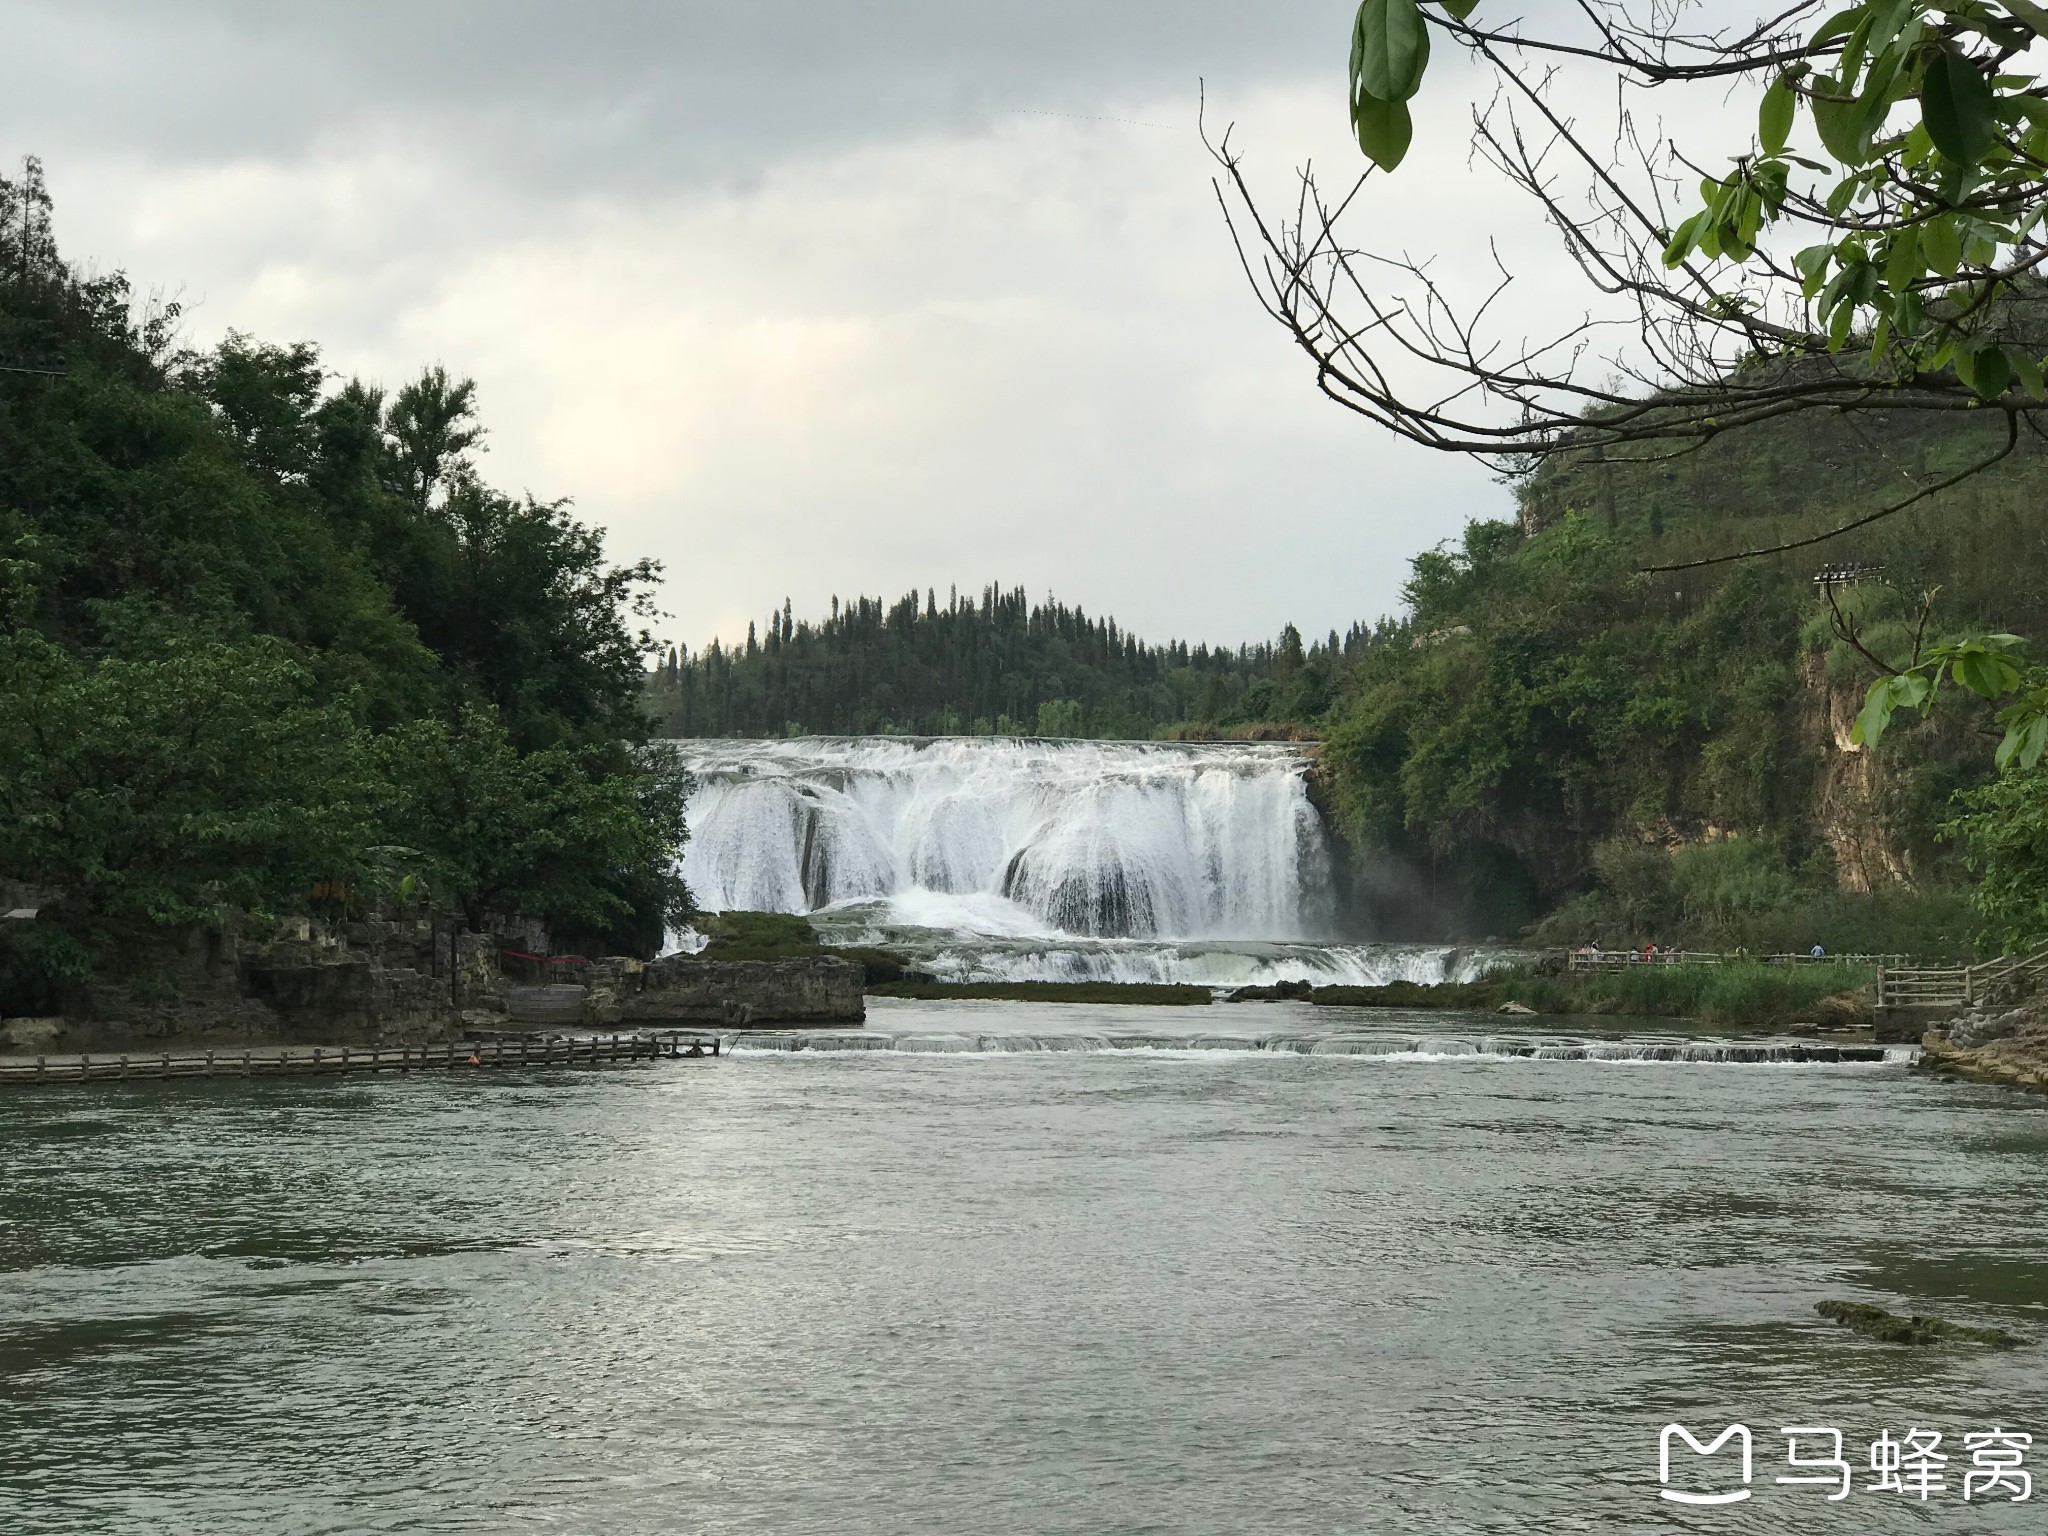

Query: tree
[[1948, 760, 2048, 944], [413, 478, 665, 750], [1212, 1, 2048, 569], [0, 625, 381, 1002], [385, 365, 483, 510], [1, 168, 696, 1002], [374, 705, 691, 949]]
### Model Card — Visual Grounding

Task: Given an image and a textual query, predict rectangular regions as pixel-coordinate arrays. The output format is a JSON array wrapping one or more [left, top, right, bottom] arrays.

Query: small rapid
[[722, 1024, 1911, 1065]]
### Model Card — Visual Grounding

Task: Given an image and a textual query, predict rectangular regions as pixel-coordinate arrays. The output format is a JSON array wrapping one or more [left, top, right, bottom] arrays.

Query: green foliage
[[1362, 3, 2048, 398], [1315, 412, 2048, 945], [0, 159, 689, 1005], [1348, 0, 1460, 167], [686, 912, 919, 980], [373, 708, 691, 948], [693, 910, 821, 957], [1850, 633, 2047, 770], [0, 625, 379, 968], [649, 584, 1358, 739], [1504, 962, 1876, 1028], [1946, 762, 2048, 948]]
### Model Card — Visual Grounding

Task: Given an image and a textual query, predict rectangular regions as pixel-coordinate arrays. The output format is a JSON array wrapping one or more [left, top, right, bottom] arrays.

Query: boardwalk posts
[[79, 1053, 89, 1081], [205, 1050, 215, 1076], [119, 1055, 129, 1080], [341, 1047, 351, 1072], [160, 1053, 170, 1077], [241, 1050, 251, 1077]]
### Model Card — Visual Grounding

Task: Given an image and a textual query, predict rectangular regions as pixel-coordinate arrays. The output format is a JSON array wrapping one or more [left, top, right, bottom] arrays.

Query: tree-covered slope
[[1311, 408, 2048, 951], [0, 159, 690, 1011], [648, 585, 1370, 739]]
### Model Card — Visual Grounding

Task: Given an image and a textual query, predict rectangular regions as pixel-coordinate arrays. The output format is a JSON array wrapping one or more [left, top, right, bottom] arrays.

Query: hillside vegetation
[[0, 160, 691, 1013], [651, 402, 2048, 957], [1311, 404, 2048, 953], [647, 585, 1359, 739]]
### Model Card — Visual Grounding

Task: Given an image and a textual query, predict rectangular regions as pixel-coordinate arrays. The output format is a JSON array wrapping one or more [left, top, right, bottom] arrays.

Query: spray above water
[[676, 737, 1334, 942]]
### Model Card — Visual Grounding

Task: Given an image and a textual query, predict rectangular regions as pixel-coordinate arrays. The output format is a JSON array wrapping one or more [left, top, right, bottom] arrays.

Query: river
[[4, 999, 2043, 1533]]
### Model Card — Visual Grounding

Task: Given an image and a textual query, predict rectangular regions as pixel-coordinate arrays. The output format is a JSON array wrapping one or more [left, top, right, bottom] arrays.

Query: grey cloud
[[7, 0, 1347, 189]]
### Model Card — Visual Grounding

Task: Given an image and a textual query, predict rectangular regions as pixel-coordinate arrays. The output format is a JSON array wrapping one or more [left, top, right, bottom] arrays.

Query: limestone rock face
[[1920, 996, 2048, 1090]]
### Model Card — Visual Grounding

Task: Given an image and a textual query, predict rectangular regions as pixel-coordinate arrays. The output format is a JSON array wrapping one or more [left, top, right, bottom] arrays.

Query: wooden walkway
[[1877, 940, 2048, 1012], [0, 1030, 721, 1087]]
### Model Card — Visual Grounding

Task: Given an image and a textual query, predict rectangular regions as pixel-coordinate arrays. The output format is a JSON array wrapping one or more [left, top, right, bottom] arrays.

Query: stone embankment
[[1919, 994, 2048, 1090], [0, 918, 863, 1054]]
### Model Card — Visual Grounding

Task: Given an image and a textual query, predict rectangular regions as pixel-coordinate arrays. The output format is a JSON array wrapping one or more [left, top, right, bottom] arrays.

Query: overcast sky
[[4, 1, 1552, 651]]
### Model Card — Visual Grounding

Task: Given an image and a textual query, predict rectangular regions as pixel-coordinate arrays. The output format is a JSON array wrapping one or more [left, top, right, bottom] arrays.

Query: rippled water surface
[[3, 999, 2045, 1533]]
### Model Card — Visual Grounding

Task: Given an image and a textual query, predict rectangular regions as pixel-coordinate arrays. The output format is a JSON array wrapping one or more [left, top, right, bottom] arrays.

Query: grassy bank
[[866, 981, 1214, 1006], [1312, 962, 1875, 1028]]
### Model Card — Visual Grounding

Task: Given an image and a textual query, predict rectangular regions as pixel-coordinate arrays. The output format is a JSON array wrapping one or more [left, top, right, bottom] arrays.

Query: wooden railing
[[1876, 939, 2048, 1011], [0, 1030, 722, 1087]]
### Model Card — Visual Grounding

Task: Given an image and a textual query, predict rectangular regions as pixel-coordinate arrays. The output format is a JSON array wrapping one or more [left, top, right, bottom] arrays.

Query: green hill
[[1309, 403, 2048, 953], [647, 585, 1364, 739]]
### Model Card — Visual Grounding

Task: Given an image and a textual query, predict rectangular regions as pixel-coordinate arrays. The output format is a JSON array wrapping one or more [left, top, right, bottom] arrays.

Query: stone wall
[[0, 920, 864, 1052], [593, 955, 865, 1028], [1, 917, 478, 1053]]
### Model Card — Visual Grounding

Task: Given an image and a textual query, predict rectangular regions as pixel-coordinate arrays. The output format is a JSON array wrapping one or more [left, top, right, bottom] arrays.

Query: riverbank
[[0, 916, 864, 1053], [865, 981, 1214, 1005], [1919, 988, 2048, 1090], [1304, 961, 1876, 1029]]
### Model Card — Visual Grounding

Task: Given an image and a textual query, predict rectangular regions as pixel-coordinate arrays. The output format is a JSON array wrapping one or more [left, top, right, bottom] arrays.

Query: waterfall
[[675, 737, 1334, 941]]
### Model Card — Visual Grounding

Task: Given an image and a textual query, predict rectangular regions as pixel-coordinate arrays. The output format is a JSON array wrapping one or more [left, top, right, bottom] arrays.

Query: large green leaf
[[1354, 0, 1431, 104], [1922, 213, 1962, 275], [1811, 82, 1873, 164], [1922, 49, 1998, 165], [1968, 344, 2013, 401], [1352, 89, 1415, 171], [2002, 0, 2048, 42], [1760, 76, 1797, 155], [1883, 224, 1922, 292]]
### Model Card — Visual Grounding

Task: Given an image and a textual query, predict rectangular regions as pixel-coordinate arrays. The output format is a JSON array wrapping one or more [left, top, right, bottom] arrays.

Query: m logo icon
[[1660, 1423, 1754, 1505]]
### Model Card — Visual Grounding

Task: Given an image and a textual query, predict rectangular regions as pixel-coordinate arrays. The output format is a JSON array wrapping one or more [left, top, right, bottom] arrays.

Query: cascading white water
[[675, 736, 1334, 941]]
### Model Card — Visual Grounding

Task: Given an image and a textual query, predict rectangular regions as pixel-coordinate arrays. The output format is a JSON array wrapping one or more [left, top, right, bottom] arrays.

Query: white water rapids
[[673, 736, 1503, 986]]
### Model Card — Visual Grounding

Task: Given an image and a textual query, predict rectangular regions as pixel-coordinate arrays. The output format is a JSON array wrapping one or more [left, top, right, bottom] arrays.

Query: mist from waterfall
[[676, 736, 1334, 942]]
